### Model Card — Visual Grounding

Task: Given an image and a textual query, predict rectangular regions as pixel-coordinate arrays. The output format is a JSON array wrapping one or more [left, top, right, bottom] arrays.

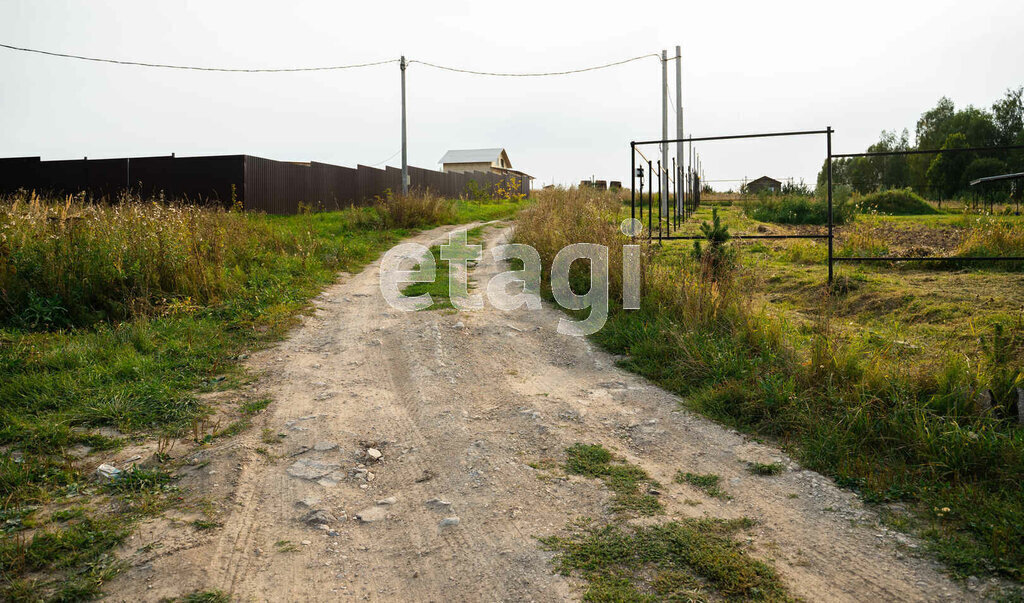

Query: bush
[[857, 188, 938, 215], [374, 190, 457, 229], [745, 194, 853, 225]]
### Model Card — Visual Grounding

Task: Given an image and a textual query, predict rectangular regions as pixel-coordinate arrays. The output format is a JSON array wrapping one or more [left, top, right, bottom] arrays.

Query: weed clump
[[746, 462, 785, 476], [564, 444, 663, 515], [675, 472, 731, 500], [540, 518, 793, 602]]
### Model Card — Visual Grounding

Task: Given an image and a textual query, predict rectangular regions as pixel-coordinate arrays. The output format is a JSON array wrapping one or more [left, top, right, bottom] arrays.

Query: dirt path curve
[[109, 223, 972, 602]]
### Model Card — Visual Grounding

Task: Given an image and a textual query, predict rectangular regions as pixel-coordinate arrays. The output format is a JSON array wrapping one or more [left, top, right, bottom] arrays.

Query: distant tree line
[[817, 87, 1024, 200]]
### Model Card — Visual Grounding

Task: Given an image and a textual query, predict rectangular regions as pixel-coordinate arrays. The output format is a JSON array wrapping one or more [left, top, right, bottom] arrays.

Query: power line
[[0, 42, 669, 76], [407, 54, 661, 77], [0, 42, 398, 72], [369, 149, 401, 167]]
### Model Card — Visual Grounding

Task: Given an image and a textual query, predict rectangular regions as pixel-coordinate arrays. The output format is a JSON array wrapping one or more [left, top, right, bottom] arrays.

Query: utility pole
[[661, 50, 668, 217], [674, 45, 683, 212], [400, 55, 409, 195]]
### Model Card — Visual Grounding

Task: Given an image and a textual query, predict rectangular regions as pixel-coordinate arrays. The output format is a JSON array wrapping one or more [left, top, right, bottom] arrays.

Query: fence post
[[658, 160, 664, 243], [827, 126, 834, 284], [647, 160, 653, 240], [630, 142, 636, 225]]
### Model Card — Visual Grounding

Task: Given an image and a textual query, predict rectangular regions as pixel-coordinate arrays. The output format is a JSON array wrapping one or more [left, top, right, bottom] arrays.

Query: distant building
[[438, 148, 532, 183], [744, 176, 782, 195]]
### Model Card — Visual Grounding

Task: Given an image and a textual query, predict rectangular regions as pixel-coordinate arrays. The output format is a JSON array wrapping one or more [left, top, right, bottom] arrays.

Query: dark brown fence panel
[[311, 162, 359, 209], [356, 165, 386, 202], [169, 155, 245, 208], [0, 157, 42, 194], [127, 156, 175, 199], [172, 155, 241, 205], [384, 166, 403, 195], [1, 154, 532, 213], [244, 156, 312, 214]]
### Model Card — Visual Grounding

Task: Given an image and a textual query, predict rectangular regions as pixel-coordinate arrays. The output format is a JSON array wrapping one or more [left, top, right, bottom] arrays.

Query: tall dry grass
[[0, 192, 283, 327], [956, 217, 1024, 269], [374, 190, 457, 229], [513, 187, 635, 298], [0, 189, 471, 328]]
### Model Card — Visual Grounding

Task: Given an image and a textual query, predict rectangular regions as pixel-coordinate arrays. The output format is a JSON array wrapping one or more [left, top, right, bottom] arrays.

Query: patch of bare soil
[[753, 221, 966, 255], [105, 224, 975, 602]]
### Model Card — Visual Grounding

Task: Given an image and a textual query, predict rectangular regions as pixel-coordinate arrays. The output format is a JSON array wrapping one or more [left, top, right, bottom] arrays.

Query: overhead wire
[[0, 42, 669, 76], [0, 42, 398, 72], [406, 53, 662, 77], [369, 149, 401, 167]]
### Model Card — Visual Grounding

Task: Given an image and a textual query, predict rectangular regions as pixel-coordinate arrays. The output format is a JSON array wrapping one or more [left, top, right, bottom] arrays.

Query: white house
[[438, 148, 531, 181]]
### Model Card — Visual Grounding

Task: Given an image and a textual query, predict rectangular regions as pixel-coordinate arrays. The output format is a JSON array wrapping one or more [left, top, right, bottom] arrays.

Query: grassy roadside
[[0, 192, 525, 600], [515, 188, 1024, 591]]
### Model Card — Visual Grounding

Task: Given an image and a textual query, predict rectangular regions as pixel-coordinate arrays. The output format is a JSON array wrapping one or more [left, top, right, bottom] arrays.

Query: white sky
[[1, 0, 1022, 190]]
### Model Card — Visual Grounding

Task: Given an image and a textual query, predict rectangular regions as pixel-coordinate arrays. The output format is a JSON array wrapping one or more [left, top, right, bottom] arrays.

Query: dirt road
[[109, 223, 972, 601]]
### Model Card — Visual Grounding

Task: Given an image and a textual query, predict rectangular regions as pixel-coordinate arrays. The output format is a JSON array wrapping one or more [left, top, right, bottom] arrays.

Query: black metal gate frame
[[630, 130, 1024, 283], [631, 128, 837, 280], [828, 144, 1024, 273]]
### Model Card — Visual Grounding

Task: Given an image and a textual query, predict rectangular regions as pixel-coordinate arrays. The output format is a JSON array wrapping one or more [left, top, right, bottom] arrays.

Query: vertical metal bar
[[630, 142, 636, 224], [671, 156, 676, 233], [657, 160, 663, 243], [647, 160, 653, 239], [827, 126, 834, 284], [689, 142, 694, 216], [677, 164, 682, 226], [400, 56, 409, 195]]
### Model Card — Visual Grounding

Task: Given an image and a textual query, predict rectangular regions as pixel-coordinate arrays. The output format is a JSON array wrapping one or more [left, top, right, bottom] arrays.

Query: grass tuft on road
[[564, 443, 663, 516], [541, 518, 793, 602], [675, 472, 731, 500]]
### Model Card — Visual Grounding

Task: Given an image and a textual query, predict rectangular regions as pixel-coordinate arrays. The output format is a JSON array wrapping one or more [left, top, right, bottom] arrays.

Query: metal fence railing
[[630, 130, 1024, 283]]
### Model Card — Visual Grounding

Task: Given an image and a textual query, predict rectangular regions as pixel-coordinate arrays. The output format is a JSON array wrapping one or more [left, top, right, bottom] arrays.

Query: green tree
[[910, 98, 1000, 194], [992, 86, 1024, 146], [926, 133, 974, 199]]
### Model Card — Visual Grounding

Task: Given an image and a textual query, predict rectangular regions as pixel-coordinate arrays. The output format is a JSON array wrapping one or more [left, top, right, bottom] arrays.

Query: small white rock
[[94, 463, 122, 481]]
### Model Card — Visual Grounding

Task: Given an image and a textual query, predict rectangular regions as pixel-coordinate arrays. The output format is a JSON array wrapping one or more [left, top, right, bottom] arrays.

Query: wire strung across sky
[[0, 42, 670, 75]]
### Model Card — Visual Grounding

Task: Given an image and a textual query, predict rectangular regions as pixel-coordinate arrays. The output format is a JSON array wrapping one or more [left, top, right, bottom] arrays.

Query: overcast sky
[[1, 1, 1022, 190]]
